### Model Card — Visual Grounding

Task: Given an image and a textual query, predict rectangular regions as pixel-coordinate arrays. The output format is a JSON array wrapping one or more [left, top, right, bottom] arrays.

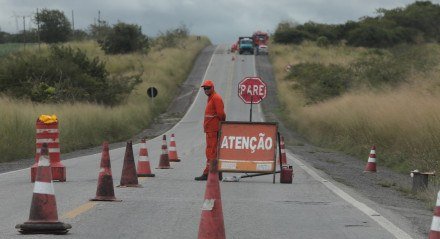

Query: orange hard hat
[[201, 80, 214, 88]]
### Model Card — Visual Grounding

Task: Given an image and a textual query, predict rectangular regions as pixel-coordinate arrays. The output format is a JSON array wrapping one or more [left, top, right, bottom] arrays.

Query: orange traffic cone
[[168, 133, 181, 162], [137, 139, 155, 177], [118, 141, 141, 187], [90, 142, 121, 201], [279, 135, 287, 165], [198, 160, 225, 239], [156, 135, 171, 169], [16, 143, 71, 234], [364, 145, 377, 173], [429, 191, 440, 239]]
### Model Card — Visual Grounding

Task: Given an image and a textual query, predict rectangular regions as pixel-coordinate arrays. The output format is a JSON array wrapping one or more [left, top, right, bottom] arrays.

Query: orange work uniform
[[203, 88, 226, 174]]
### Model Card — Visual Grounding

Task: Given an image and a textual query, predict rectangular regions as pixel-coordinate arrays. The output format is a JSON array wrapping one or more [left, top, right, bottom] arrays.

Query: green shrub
[[0, 45, 140, 105], [99, 22, 149, 54], [153, 24, 190, 50], [350, 51, 406, 86], [35, 9, 72, 43], [286, 63, 352, 103], [316, 36, 330, 47]]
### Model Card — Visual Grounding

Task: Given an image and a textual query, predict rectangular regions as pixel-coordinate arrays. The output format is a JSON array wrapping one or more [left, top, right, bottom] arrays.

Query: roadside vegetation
[[0, 8, 210, 162], [270, 1, 440, 204]]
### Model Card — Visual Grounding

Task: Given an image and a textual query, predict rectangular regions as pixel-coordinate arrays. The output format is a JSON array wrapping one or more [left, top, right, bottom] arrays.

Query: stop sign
[[238, 77, 267, 104]]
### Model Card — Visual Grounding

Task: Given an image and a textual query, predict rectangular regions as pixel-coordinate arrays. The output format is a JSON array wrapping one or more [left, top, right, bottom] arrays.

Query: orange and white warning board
[[217, 121, 278, 173]]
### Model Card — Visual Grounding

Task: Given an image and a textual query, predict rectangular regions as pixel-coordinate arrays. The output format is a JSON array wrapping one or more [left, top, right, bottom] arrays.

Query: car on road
[[257, 44, 268, 55]]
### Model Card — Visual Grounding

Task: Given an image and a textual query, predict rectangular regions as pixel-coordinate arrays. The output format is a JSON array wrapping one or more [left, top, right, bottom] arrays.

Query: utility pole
[[71, 10, 75, 39], [36, 8, 40, 50], [22, 16, 26, 49]]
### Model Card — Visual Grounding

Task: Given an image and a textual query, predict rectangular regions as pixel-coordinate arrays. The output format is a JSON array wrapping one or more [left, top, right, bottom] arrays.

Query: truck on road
[[238, 37, 254, 55], [252, 31, 269, 55]]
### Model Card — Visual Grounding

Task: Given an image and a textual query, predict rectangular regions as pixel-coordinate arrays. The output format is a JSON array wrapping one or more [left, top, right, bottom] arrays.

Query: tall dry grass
[[270, 41, 440, 203], [0, 36, 210, 162]]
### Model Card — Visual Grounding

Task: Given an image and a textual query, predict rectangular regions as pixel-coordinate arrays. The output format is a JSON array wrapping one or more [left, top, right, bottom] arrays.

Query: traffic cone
[[364, 145, 377, 173], [118, 141, 141, 187], [279, 135, 287, 165], [137, 139, 155, 177], [156, 135, 171, 169], [429, 191, 440, 239], [198, 159, 225, 239], [90, 142, 121, 201], [232, 56, 235, 61], [16, 143, 71, 234], [168, 133, 181, 162]]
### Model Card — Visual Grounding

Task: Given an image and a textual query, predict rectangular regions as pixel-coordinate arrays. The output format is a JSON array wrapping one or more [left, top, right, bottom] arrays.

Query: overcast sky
[[1, 0, 438, 44]]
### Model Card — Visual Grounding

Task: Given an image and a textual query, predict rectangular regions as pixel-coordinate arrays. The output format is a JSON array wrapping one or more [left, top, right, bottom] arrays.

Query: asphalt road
[[0, 44, 425, 238]]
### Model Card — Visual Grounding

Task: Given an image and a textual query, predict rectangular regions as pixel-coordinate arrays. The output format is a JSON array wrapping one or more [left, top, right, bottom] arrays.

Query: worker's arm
[[213, 96, 226, 121]]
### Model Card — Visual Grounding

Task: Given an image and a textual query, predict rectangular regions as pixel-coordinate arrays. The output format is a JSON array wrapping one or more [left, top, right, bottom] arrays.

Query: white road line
[[252, 54, 265, 122], [287, 151, 413, 239], [150, 45, 220, 142]]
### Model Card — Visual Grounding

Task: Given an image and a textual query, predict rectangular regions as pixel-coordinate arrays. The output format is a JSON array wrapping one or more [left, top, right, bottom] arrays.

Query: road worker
[[195, 80, 226, 181]]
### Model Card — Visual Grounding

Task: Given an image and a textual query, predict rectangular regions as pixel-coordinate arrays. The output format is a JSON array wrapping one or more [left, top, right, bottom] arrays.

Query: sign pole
[[149, 87, 154, 104], [250, 96, 253, 122]]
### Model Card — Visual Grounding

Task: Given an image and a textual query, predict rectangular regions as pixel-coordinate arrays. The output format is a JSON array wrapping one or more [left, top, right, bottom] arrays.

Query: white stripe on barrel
[[36, 129, 59, 133], [36, 148, 60, 153], [36, 138, 59, 143]]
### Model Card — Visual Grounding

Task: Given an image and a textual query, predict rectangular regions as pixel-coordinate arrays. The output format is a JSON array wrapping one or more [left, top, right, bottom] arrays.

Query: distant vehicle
[[231, 42, 238, 53], [252, 31, 269, 55], [238, 37, 254, 55], [252, 31, 269, 46], [257, 44, 268, 55]]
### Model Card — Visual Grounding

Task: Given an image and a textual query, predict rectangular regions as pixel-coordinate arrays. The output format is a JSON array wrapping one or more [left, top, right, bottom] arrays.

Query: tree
[[88, 20, 112, 42], [35, 9, 72, 43], [99, 22, 149, 54]]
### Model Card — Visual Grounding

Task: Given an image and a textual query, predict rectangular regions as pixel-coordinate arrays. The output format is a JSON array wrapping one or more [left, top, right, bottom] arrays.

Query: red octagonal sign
[[238, 76, 267, 104]]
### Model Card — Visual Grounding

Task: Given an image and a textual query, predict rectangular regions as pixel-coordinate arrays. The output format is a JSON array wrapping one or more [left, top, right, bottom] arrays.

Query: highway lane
[[0, 44, 418, 238]]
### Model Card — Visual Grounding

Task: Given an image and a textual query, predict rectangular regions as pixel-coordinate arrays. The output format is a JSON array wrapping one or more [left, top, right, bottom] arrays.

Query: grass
[[270, 41, 440, 206], [0, 36, 210, 162], [0, 43, 37, 57]]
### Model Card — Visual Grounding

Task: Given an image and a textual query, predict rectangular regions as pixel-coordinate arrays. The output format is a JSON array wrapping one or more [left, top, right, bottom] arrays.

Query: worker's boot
[[194, 174, 208, 181]]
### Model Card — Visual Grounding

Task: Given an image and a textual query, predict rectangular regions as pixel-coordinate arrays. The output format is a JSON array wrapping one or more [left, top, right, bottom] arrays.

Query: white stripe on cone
[[33, 181, 55, 195], [436, 191, 440, 206], [370, 150, 376, 154], [169, 146, 176, 151], [139, 155, 148, 162], [38, 156, 51, 166], [281, 149, 286, 154], [368, 157, 376, 163], [432, 216, 440, 231]]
